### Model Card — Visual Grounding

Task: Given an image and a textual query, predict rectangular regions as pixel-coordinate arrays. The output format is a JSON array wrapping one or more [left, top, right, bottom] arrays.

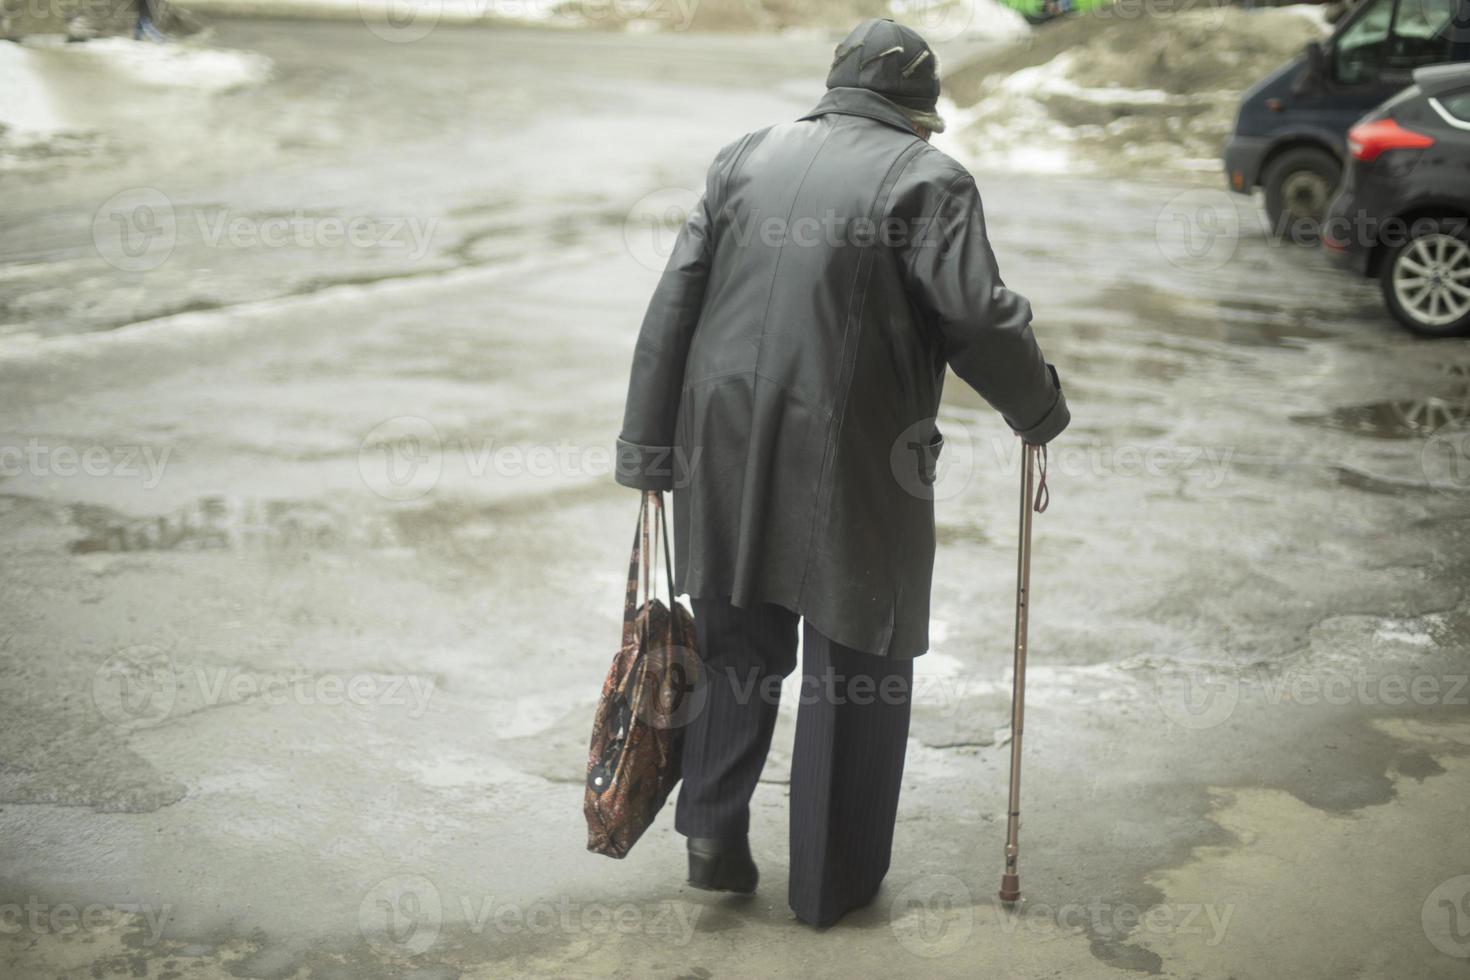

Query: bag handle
[[620, 491, 679, 658], [658, 493, 674, 603], [620, 493, 675, 633], [641, 493, 652, 614], [652, 493, 676, 646], [621, 493, 648, 652]]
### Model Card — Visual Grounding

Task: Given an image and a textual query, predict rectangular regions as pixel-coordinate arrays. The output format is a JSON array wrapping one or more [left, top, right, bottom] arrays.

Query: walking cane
[[999, 441, 1047, 906]]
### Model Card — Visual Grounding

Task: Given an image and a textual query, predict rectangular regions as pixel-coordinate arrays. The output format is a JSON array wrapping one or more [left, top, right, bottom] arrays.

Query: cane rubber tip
[[998, 873, 1021, 905]]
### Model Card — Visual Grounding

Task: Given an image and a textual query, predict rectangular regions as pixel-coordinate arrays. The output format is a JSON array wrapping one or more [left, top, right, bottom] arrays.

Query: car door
[[1452, 0, 1470, 62], [1326, 0, 1463, 138], [1423, 75, 1470, 172]]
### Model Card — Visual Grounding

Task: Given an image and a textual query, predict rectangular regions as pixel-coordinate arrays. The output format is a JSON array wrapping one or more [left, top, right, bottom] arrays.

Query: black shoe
[[686, 836, 758, 894]]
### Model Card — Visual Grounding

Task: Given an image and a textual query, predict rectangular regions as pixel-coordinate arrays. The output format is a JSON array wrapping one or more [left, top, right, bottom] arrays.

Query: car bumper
[[1223, 135, 1270, 195], [1320, 188, 1374, 277], [1320, 229, 1371, 275]]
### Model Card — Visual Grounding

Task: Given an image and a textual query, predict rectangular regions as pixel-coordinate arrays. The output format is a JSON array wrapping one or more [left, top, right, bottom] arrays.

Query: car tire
[[1380, 219, 1470, 338], [1262, 147, 1341, 244]]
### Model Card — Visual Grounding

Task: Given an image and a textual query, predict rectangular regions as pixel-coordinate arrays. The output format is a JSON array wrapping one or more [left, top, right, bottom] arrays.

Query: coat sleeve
[[898, 170, 1070, 445], [614, 193, 713, 490], [616, 132, 753, 490]]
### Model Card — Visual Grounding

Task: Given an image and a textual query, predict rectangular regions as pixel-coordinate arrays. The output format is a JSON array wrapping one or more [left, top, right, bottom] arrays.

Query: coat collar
[[798, 87, 921, 137]]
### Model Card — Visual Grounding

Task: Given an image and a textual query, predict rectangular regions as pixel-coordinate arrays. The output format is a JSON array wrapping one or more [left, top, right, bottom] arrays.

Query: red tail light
[[1347, 118, 1435, 162]]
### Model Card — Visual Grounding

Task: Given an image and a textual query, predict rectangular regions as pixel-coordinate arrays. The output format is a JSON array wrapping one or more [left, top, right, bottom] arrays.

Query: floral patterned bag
[[584, 492, 699, 858]]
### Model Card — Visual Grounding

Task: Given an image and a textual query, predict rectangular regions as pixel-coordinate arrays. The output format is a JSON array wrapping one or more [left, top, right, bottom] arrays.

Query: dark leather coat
[[616, 86, 1070, 658]]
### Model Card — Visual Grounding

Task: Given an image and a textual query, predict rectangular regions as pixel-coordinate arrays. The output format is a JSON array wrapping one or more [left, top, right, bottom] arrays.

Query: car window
[[1335, 0, 1396, 84], [1440, 90, 1470, 122], [1335, 0, 1457, 85], [1385, 0, 1455, 78], [1393, 0, 1453, 39]]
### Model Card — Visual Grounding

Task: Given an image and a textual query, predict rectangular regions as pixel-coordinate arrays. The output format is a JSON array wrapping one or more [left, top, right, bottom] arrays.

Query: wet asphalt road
[[3, 18, 1470, 980]]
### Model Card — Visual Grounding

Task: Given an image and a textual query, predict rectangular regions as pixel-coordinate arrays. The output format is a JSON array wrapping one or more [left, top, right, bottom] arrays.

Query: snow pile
[[938, 5, 1331, 176], [888, 0, 1031, 44], [177, 0, 573, 28], [85, 0, 1022, 33]]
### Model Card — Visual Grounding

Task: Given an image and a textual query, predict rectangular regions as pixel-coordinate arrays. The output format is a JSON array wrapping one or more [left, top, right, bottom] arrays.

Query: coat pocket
[[917, 429, 944, 487]]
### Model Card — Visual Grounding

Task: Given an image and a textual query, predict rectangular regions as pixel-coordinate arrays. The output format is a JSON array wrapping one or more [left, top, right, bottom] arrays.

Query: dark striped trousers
[[674, 596, 913, 928]]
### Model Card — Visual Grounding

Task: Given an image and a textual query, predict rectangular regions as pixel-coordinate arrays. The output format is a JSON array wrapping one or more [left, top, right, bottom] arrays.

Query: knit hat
[[826, 18, 945, 133]]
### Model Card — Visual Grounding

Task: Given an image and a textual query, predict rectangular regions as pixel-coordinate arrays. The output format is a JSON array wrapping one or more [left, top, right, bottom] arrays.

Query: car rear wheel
[[1262, 147, 1340, 243], [1381, 222, 1470, 337]]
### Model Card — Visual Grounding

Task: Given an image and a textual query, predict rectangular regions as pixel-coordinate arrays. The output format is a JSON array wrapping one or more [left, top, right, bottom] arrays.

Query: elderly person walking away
[[615, 18, 1070, 928]]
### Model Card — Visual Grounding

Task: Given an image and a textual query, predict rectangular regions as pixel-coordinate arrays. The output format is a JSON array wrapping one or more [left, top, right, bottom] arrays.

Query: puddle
[[1132, 720, 1470, 977], [1332, 466, 1430, 495], [1212, 297, 1337, 344], [1295, 363, 1470, 439], [1086, 282, 1336, 349], [1306, 398, 1467, 439]]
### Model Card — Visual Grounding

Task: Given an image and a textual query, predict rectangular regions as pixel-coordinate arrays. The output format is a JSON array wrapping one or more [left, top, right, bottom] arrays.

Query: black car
[[1225, 0, 1470, 238], [1322, 63, 1470, 335]]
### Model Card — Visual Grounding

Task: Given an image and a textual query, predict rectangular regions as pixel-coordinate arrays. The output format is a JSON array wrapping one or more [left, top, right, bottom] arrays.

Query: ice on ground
[[0, 36, 271, 167], [940, 5, 1330, 177], [1372, 615, 1440, 648], [0, 42, 70, 134], [47, 36, 273, 92]]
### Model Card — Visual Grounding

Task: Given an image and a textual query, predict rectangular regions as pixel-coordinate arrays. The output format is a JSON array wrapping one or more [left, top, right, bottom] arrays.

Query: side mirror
[[1296, 40, 1328, 92], [1306, 40, 1328, 75]]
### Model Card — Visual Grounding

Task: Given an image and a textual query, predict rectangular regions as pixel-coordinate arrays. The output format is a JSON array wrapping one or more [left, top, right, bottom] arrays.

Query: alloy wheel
[[1393, 233, 1470, 329]]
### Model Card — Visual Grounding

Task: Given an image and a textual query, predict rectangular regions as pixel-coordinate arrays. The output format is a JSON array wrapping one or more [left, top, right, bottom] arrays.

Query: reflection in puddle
[[1296, 364, 1470, 439], [1307, 399, 1467, 439]]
